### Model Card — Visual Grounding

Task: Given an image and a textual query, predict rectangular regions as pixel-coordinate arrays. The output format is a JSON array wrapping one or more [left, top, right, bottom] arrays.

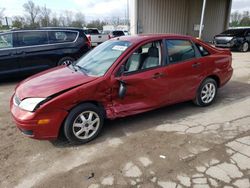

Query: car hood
[[16, 66, 98, 100], [214, 35, 234, 41]]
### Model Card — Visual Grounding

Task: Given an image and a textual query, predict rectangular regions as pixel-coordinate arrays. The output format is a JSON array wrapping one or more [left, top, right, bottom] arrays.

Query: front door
[[110, 40, 170, 117]]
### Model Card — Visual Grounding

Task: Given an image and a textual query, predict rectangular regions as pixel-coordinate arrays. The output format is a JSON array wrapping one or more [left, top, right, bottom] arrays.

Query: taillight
[[86, 35, 91, 48], [108, 34, 111, 39]]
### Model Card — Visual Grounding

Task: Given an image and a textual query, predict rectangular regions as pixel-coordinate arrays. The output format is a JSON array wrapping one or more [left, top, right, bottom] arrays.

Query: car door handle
[[192, 62, 201, 68], [152, 72, 165, 79]]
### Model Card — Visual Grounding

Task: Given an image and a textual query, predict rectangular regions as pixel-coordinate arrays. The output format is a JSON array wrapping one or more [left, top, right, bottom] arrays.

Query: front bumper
[[10, 97, 68, 140]]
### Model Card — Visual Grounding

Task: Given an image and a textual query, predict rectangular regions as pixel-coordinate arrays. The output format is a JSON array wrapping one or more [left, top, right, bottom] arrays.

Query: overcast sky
[[0, 0, 249, 21], [232, 0, 250, 12], [1, 0, 128, 21]]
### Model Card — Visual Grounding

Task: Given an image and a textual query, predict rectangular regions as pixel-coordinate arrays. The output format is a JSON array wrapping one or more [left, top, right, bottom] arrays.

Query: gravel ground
[[0, 52, 250, 188]]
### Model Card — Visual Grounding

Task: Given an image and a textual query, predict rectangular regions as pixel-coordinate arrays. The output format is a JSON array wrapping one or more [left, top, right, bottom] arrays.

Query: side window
[[18, 31, 48, 47], [0, 33, 13, 49], [247, 31, 250, 36], [124, 41, 162, 73], [48, 31, 78, 43], [166, 40, 196, 64], [195, 43, 210, 56]]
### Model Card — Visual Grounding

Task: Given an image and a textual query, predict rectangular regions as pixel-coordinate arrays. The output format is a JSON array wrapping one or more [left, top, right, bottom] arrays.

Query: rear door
[[0, 32, 18, 77], [16, 31, 52, 74], [164, 39, 206, 103]]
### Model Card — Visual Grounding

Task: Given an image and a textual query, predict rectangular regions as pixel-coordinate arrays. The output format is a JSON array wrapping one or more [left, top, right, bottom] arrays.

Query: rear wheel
[[193, 78, 217, 107], [64, 103, 104, 144], [58, 57, 75, 66]]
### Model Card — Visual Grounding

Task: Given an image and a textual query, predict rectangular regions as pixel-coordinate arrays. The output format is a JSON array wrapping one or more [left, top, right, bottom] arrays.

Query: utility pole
[[5, 17, 9, 28], [199, 0, 206, 39]]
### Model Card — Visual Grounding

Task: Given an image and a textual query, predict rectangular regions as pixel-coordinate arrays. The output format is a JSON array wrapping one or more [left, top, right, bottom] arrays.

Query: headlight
[[19, 98, 46, 112], [230, 38, 237, 44]]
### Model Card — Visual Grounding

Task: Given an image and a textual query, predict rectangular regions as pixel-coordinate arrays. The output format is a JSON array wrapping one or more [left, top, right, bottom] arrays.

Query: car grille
[[13, 95, 21, 106], [215, 39, 228, 44]]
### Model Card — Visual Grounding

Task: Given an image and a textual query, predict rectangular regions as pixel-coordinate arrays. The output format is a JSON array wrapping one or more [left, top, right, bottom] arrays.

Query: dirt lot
[[0, 52, 250, 188]]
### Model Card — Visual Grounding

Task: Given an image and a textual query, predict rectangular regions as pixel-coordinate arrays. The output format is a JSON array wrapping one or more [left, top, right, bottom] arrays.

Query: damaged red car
[[10, 34, 233, 144]]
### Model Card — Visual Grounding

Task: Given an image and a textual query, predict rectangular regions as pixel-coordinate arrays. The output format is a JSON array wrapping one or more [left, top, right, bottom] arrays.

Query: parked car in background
[[123, 30, 129, 35], [214, 28, 250, 52], [0, 27, 91, 79], [108, 30, 125, 38], [83, 28, 110, 47], [11, 34, 233, 144], [103, 30, 126, 38]]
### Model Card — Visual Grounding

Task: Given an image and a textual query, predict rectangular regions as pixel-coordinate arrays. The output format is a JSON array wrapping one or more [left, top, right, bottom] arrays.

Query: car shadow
[[51, 80, 250, 148]]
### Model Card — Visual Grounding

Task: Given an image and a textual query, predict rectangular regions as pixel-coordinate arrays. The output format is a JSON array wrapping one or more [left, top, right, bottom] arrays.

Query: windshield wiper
[[67, 64, 77, 71], [74, 65, 88, 74]]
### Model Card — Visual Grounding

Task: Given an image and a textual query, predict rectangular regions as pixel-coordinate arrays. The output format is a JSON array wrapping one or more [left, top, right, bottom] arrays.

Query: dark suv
[[0, 27, 91, 78], [214, 28, 250, 52]]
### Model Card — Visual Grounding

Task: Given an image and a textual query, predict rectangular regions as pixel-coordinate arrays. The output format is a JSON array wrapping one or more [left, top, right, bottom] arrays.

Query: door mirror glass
[[118, 80, 127, 99]]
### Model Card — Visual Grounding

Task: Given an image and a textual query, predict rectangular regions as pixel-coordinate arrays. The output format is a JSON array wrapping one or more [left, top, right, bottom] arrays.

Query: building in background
[[130, 0, 232, 42]]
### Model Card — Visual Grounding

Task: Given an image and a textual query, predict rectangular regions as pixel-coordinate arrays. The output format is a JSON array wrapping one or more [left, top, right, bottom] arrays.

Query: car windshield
[[221, 29, 246, 35], [76, 40, 132, 77]]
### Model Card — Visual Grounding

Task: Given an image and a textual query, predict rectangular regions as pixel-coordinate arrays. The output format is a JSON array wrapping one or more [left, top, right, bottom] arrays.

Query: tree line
[[0, 0, 126, 30], [230, 11, 250, 27]]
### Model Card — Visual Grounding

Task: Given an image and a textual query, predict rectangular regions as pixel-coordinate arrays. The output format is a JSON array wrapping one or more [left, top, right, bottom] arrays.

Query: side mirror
[[118, 80, 127, 99]]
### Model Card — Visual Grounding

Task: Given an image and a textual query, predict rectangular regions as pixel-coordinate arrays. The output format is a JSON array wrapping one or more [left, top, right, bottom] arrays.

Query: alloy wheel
[[242, 42, 249, 52], [200, 82, 216, 104], [61, 59, 73, 65], [72, 111, 100, 140]]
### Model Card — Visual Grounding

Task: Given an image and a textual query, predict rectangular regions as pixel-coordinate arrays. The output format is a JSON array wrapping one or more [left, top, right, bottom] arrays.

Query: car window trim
[[164, 39, 200, 65], [0, 30, 79, 50], [116, 39, 164, 77]]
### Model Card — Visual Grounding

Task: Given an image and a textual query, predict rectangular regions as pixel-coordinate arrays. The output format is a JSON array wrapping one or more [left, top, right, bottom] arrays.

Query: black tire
[[193, 78, 218, 107], [238, 42, 249, 52], [64, 103, 104, 144], [58, 57, 75, 66]]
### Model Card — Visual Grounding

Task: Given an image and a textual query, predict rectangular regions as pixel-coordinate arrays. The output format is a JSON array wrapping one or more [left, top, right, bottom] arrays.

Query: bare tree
[[71, 12, 85, 28], [12, 16, 25, 28], [39, 5, 51, 27], [50, 13, 60, 27], [23, 0, 40, 27], [65, 10, 73, 26], [0, 8, 5, 20]]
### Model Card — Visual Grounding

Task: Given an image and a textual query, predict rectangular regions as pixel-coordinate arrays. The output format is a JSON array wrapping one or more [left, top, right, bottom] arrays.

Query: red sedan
[[10, 34, 233, 144]]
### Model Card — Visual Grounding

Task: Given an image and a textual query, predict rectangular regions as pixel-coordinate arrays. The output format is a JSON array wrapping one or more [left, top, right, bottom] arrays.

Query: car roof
[[10, 27, 84, 32], [111, 34, 194, 44]]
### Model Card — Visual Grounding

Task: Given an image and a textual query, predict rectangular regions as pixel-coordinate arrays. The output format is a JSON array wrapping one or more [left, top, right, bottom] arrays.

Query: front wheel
[[64, 103, 104, 144], [239, 42, 249, 52], [58, 57, 75, 66], [193, 78, 218, 107]]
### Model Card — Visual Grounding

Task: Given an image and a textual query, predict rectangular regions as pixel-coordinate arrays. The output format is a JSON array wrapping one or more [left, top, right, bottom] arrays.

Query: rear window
[[195, 43, 210, 56], [17, 31, 48, 47], [0, 33, 13, 49], [112, 31, 124, 36], [166, 40, 196, 63], [48, 31, 78, 43]]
